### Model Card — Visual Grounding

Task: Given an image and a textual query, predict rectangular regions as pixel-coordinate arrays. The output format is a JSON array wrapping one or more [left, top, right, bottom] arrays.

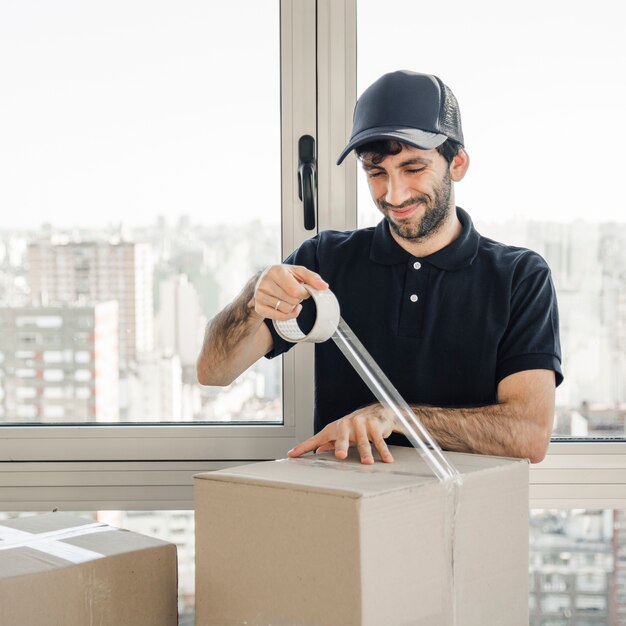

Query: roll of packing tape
[[273, 285, 340, 343]]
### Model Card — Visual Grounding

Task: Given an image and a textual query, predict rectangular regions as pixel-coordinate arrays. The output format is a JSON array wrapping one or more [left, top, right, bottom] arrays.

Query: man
[[197, 70, 563, 465]]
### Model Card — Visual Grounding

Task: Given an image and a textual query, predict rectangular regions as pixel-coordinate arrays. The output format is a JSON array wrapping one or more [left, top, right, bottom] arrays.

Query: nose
[[384, 173, 411, 207]]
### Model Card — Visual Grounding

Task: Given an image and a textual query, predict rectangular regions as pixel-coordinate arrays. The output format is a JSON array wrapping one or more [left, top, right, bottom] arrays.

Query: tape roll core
[[273, 285, 340, 343]]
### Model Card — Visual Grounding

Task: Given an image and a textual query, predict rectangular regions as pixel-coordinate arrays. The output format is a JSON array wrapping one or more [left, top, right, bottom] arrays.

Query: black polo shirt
[[265, 207, 563, 442]]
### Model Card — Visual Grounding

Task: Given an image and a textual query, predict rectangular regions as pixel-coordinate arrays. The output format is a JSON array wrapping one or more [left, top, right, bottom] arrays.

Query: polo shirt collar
[[370, 206, 480, 271]]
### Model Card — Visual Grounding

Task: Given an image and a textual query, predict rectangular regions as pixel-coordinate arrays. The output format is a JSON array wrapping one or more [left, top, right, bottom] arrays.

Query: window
[[43, 370, 64, 382], [15, 351, 35, 359], [0, 0, 319, 466], [16, 405, 37, 419], [0, 0, 287, 427], [356, 0, 625, 444], [15, 316, 63, 329], [74, 370, 92, 382], [15, 387, 37, 400], [15, 369, 36, 378], [75, 351, 91, 364], [43, 388, 65, 400], [43, 351, 64, 364], [356, 0, 625, 620], [43, 406, 66, 420]]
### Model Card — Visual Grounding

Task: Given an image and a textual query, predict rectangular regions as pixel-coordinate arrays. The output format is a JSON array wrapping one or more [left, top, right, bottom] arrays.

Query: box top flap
[[0, 513, 174, 579], [195, 446, 527, 497]]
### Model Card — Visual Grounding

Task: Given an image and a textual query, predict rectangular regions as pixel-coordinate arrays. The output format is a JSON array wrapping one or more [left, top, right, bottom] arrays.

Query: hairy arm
[[289, 369, 556, 464], [196, 272, 272, 386], [409, 369, 555, 463], [196, 264, 329, 386]]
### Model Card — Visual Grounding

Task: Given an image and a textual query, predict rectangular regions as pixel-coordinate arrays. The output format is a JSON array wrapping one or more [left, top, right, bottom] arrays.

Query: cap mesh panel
[[441, 84, 463, 145]]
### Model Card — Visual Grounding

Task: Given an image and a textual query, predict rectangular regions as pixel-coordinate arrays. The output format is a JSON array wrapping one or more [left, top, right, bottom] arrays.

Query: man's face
[[361, 145, 453, 242]]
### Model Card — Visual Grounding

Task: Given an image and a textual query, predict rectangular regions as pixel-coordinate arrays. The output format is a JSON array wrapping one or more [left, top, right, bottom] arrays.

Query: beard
[[378, 169, 453, 241]]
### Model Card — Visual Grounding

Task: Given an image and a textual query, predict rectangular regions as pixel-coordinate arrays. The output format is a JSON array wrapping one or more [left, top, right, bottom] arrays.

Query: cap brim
[[336, 127, 448, 165]]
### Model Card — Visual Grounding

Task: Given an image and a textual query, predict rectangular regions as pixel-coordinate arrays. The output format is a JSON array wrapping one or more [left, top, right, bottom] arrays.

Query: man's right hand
[[196, 264, 327, 387], [252, 264, 329, 321]]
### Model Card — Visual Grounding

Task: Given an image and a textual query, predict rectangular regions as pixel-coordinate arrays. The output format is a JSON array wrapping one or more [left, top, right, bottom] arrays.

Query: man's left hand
[[287, 404, 396, 464]]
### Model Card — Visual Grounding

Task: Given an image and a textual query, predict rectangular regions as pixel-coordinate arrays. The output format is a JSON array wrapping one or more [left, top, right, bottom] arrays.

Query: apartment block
[[27, 240, 153, 366], [158, 273, 204, 368], [0, 302, 119, 423]]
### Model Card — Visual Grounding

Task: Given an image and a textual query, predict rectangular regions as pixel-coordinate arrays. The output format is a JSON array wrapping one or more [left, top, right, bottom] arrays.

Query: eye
[[406, 168, 425, 175], [367, 171, 385, 178]]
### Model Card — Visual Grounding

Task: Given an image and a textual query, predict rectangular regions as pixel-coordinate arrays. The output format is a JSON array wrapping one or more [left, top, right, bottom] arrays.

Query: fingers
[[254, 265, 329, 320], [353, 416, 374, 464], [287, 428, 330, 458], [291, 266, 330, 291], [287, 407, 395, 465], [255, 295, 302, 321], [370, 429, 394, 463], [334, 418, 351, 460]]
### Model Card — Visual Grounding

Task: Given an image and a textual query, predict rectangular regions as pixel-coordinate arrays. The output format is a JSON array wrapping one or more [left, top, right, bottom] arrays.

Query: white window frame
[[1, 0, 625, 513], [529, 442, 626, 509]]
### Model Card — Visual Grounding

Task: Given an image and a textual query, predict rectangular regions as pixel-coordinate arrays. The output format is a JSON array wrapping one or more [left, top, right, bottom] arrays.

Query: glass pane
[[0, 1, 281, 424], [530, 509, 626, 625], [357, 0, 626, 441]]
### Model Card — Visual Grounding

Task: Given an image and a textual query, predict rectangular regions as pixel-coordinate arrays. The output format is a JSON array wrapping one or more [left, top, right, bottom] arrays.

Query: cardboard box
[[195, 446, 529, 626], [0, 512, 178, 626]]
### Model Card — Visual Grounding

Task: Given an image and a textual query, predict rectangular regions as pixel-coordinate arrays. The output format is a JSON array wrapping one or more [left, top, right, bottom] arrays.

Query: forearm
[[400, 402, 550, 463], [289, 371, 555, 465], [197, 263, 330, 387], [196, 272, 267, 386]]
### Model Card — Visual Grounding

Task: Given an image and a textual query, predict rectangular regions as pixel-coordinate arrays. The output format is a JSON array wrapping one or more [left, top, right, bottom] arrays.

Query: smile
[[388, 203, 422, 219]]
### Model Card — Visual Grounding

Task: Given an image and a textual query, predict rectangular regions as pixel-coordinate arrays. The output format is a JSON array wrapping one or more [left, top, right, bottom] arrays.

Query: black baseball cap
[[337, 70, 464, 165]]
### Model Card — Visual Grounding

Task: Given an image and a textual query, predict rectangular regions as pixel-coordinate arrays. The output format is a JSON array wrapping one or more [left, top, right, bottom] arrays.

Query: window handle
[[298, 135, 317, 231]]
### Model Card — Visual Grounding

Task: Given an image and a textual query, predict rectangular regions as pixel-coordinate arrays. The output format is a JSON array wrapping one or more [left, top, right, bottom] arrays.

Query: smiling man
[[197, 70, 563, 465]]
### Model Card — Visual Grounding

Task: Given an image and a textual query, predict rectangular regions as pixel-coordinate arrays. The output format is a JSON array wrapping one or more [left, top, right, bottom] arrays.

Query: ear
[[449, 148, 470, 182]]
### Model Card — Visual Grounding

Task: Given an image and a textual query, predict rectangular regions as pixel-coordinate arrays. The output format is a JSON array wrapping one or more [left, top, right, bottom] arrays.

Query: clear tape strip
[[273, 285, 460, 483], [276, 284, 462, 622], [0, 521, 113, 564], [332, 318, 460, 483], [332, 317, 462, 623]]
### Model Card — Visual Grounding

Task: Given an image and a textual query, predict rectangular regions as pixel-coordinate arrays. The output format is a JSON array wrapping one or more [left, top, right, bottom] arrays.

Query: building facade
[[27, 240, 153, 367], [0, 302, 119, 423]]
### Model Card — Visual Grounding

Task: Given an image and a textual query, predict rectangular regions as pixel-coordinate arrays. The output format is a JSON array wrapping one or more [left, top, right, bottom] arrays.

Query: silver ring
[[274, 299, 282, 311]]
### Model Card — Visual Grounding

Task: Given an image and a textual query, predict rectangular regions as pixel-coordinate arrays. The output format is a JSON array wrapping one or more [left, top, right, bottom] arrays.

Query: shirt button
[[409, 294, 419, 303], [413, 261, 422, 270]]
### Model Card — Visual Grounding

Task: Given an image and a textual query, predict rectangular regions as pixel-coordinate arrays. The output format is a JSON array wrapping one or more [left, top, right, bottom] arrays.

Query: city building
[[125, 351, 185, 422], [0, 302, 119, 423], [530, 510, 626, 625], [157, 273, 205, 369], [27, 240, 154, 367]]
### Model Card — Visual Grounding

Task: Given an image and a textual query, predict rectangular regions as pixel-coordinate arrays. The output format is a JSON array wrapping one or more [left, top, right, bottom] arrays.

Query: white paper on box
[[0, 522, 114, 564]]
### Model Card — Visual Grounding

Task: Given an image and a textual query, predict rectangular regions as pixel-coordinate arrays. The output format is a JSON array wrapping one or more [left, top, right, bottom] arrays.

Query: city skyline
[[0, 214, 624, 430]]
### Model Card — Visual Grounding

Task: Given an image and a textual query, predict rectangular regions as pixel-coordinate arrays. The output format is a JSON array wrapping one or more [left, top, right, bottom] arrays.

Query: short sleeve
[[496, 263, 563, 386], [263, 236, 321, 360]]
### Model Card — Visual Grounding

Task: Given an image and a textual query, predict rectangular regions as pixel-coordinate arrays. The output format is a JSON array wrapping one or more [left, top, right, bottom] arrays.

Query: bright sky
[[1, 0, 624, 229], [0, 1, 281, 230], [357, 0, 626, 226]]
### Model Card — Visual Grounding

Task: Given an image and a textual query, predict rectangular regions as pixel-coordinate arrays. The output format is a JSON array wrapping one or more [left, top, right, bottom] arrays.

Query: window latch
[[298, 135, 317, 231]]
